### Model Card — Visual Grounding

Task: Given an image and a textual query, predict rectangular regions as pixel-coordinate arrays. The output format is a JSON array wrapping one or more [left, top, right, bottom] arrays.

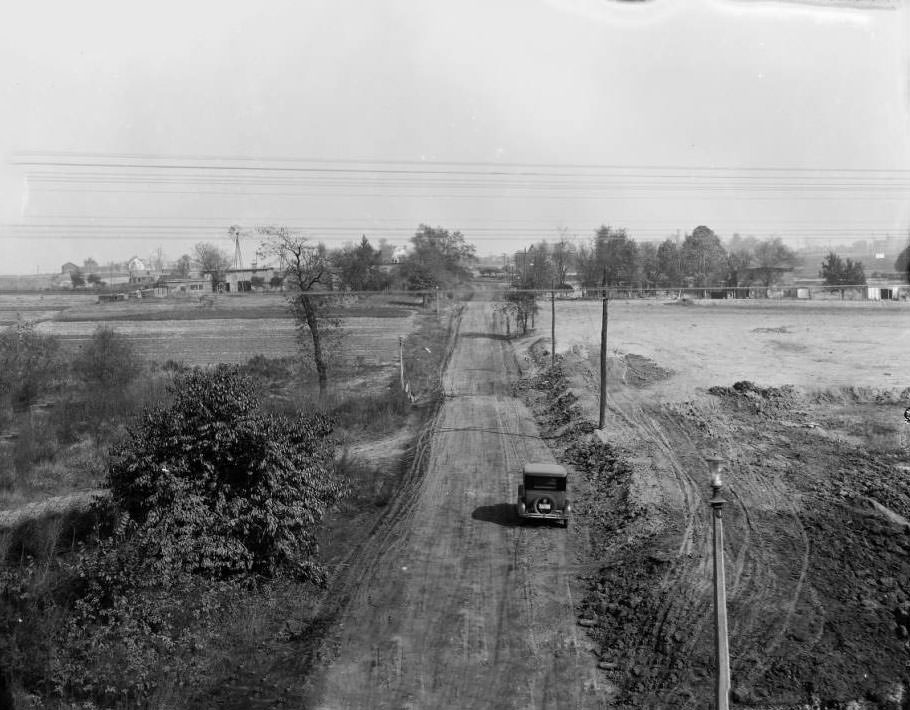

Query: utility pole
[[435, 286, 440, 317], [399, 336, 405, 391], [550, 288, 556, 366], [598, 289, 608, 429], [707, 456, 730, 710]]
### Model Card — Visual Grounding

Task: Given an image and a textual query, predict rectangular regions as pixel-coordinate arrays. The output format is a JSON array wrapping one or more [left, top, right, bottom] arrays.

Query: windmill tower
[[228, 225, 243, 269]]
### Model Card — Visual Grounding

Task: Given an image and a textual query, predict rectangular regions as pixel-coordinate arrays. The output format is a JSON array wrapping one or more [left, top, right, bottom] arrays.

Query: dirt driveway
[[309, 303, 610, 709]]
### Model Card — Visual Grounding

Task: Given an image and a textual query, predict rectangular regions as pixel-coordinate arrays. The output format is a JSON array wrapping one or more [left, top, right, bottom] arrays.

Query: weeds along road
[[311, 302, 609, 709]]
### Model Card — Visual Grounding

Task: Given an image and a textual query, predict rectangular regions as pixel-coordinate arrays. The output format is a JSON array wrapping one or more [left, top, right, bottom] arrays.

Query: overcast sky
[[1, 0, 908, 274]]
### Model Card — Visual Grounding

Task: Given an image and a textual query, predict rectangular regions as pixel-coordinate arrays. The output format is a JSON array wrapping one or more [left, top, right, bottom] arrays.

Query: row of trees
[[72, 224, 475, 296], [516, 226, 804, 290], [260, 224, 475, 294]]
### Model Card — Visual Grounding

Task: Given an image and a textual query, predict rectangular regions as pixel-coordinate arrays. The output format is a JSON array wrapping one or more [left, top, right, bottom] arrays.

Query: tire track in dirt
[[600, 384, 822, 704], [308, 303, 608, 709], [618, 406, 717, 696], [589, 381, 821, 705]]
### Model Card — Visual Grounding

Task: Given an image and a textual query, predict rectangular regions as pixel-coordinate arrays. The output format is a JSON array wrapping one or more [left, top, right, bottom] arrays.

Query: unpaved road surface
[[309, 303, 609, 709]]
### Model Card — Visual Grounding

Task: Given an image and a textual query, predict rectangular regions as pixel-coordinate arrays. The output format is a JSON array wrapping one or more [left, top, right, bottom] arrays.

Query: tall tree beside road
[[258, 227, 339, 396], [681, 226, 727, 287], [500, 284, 538, 336], [402, 224, 476, 288]]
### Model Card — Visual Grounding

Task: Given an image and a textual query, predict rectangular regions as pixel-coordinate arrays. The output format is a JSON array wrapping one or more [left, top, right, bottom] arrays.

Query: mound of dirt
[[623, 354, 673, 387], [707, 380, 799, 414], [751, 326, 791, 334]]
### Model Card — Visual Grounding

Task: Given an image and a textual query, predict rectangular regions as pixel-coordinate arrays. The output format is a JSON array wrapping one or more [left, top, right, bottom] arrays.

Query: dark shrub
[[107, 365, 346, 582], [73, 326, 142, 389]]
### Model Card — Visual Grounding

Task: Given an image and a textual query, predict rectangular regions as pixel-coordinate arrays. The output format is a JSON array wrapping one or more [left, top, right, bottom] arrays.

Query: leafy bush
[[1, 366, 348, 704], [107, 365, 346, 582], [0, 319, 60, 408], [72, 325, 142, 389]]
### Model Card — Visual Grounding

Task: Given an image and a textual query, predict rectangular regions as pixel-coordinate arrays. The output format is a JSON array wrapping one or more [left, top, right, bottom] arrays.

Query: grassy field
[[0, 292, 425, 367], [35, 315, 415, 367]]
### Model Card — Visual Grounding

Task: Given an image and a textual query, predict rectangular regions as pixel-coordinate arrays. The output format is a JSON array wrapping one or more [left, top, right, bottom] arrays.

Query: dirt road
[[310, 303, 609, 709]]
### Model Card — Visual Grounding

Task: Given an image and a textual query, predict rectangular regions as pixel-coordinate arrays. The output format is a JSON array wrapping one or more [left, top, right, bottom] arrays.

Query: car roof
[[522, 462, 568, 477]]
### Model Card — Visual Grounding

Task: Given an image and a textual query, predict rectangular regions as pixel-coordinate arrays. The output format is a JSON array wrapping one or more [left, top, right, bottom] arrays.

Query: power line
[[13, 151, 910, 174]]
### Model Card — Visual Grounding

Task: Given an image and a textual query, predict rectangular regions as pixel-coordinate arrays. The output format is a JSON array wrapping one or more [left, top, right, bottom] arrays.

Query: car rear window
[[525, 476, 566, 491]]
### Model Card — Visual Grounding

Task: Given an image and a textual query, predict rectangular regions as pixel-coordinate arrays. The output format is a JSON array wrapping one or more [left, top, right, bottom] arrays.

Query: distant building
[[126, 256, 157, 285], [218, 267, 276, 293], [60, 262, 79, 274], [161, 277, 212, 295]]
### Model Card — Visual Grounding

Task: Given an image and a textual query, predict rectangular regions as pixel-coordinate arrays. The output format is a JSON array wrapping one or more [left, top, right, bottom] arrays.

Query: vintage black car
[[516, 462, 570, 527]]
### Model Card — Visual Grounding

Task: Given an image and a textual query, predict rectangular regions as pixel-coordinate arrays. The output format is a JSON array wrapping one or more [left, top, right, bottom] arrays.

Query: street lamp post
[[707, 455, 730, 710]]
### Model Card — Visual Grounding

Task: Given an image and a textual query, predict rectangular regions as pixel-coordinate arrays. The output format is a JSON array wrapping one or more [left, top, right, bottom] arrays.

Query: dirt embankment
[[518, 340, 910, 709]]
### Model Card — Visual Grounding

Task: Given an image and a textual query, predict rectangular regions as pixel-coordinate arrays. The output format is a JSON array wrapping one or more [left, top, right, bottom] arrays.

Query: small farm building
[[162, 277, 212, 295]]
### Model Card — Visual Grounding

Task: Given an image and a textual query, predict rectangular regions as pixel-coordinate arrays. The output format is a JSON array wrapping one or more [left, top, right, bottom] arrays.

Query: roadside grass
[[0, 375, 173, 509]]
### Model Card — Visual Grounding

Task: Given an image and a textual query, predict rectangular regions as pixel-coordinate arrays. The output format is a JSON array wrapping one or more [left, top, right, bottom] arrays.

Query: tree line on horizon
[[63, 223, 910, 294], [64, 223, 476, 294], [500, 225, 904, 292]]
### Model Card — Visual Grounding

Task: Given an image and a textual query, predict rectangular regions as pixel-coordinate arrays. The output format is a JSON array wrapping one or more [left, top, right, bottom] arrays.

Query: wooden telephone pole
[[598, 290, 608, 429], [399, 336, 405, 390], [550, 289, 556, 366]]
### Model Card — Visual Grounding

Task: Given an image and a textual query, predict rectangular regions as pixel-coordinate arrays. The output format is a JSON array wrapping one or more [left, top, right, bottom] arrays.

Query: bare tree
[[551, 230, 574, 288], [194, 242, 231, 286], [258, 226, 338, 395]]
